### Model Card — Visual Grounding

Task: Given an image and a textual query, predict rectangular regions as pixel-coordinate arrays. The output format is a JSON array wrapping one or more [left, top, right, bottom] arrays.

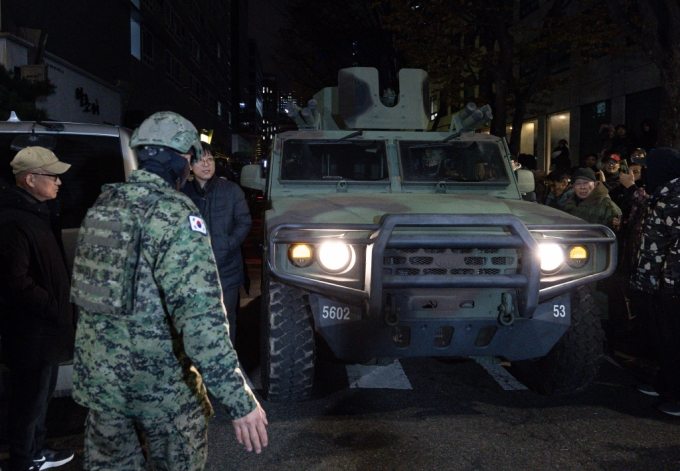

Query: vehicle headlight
[[317, 242, 353, 272], [288, 244, 313, 267], [567, 245, 589, 268], [539, 243, 564, 273]]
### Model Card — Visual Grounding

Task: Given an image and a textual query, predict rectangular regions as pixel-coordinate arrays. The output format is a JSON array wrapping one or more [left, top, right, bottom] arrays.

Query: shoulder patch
[[188, 215, 207, 234]]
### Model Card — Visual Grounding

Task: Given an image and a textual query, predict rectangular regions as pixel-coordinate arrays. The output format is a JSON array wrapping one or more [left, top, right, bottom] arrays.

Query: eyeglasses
[[196, 157, 215, 166], [573, 180, 594, 187], [29, 173, 60, 182]]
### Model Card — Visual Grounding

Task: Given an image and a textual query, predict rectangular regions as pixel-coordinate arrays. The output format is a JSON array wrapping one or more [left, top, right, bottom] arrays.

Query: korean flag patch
[[189, 215, 207, 235]]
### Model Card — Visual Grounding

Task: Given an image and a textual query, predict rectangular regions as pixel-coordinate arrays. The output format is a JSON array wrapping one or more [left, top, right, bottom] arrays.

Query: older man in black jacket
[[182, 143, 252, 344], [0, 147, 76, 471]]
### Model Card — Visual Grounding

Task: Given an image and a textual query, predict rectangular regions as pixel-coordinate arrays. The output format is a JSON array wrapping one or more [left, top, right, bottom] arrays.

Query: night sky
[[248, 0, 292, 89]]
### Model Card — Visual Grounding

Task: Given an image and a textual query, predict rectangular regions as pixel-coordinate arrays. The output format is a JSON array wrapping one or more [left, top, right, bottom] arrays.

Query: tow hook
[[497, 292, 515, 326], [384, 294, 400, 326]]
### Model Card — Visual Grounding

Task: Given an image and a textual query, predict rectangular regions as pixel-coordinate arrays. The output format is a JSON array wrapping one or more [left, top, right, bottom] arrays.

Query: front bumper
[[267, 213, 615, 361]]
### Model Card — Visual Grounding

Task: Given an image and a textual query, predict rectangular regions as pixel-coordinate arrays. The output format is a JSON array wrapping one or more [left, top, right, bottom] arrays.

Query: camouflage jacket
[[631, 177, 680, 295], [71, 170, 258, 419], [563, 182, 622, 229]]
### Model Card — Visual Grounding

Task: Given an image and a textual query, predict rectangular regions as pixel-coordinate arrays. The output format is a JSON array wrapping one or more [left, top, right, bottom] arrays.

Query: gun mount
[[289, 67, 491, 133]]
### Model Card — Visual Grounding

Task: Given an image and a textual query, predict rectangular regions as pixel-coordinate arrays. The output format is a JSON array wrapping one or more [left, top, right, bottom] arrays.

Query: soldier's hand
[[233, 405, 268, 453], [619, 172, 635, 188]]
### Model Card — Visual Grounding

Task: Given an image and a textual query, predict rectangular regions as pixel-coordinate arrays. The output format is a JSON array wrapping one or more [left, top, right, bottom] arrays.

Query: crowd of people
[[528, 121, 680, 417]]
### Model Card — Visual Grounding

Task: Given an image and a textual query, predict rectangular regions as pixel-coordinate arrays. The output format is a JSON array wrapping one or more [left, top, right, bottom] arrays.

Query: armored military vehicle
[[241, 67, 616, 401]]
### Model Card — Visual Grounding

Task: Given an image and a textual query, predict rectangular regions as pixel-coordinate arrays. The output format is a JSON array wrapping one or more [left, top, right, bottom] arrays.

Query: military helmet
[[130, 111, 202, 159]]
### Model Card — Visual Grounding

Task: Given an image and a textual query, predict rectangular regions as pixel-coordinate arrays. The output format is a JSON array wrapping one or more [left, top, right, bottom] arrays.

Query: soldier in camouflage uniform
[[630, 148, 680, 416], [70, 111, 268, 469]]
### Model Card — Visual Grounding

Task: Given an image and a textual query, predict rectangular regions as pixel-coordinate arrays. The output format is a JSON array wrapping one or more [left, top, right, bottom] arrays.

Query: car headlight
[[539, 243, 564, 273], [317, 242, 353, 272]]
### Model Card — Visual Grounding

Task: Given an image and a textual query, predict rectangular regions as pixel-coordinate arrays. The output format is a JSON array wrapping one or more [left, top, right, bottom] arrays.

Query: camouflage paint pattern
[[72, 170, 258, 422], [84, 405, 208, 471], [631, 177, 680, 295]]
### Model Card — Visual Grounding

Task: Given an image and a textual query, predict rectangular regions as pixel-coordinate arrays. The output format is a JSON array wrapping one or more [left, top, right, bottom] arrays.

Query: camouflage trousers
[[83, 405, 209, 471]]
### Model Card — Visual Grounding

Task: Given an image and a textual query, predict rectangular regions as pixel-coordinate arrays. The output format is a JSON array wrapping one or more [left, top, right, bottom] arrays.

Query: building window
[[548, 48, 570, 75], [141, 26, 153, 66], [166, 7, 185, 42], [205, 92, 218, 114], [189, 34, 200, 63], [520, 0, 539, 19], [429, 94, 439, 121], [547, 111, 570, 169], [131, 18, 141, 60], [165, 50, 183, 87], [189, 74, 203, 102], [204, 61, 216, 83], [218, 101, 222, 117]]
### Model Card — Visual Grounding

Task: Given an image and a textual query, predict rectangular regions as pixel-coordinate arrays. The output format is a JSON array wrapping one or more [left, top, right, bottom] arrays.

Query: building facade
[[427, 0, 660, 171], [2, 0, 233, 153]]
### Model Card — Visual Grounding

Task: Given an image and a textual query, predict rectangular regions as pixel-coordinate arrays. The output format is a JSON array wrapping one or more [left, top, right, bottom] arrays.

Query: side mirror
[[516, 169, 535, 193], [241, 164, 266, 191]]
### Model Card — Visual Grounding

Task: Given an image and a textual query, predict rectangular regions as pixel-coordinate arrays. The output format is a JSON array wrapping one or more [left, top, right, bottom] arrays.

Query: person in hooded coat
[[630, 148, 680, 416]]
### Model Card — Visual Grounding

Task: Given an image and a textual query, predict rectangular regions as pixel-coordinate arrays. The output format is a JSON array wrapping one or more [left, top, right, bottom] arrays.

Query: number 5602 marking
[[322, 305, 350, 320], [553, 305, 566, 317]]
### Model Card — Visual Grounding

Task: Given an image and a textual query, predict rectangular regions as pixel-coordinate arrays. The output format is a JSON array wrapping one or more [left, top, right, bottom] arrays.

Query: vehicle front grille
[[382, 247, 519, 276]]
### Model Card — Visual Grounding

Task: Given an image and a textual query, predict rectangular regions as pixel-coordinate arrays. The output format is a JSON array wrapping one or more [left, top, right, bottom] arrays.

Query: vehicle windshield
[[280, 139, 388, 181], [399, 140, 510, 183]]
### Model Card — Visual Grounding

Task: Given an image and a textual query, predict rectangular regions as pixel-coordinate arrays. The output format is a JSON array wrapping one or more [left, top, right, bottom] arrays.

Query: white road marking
[[478, 362, 528, 390], [346, 360, 413, 389], [248, 359, 524, 393]]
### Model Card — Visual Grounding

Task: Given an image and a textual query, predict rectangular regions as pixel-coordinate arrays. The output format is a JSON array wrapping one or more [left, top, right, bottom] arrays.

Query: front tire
[[512, 285, 604, 395], [261, 280, 316, 401]]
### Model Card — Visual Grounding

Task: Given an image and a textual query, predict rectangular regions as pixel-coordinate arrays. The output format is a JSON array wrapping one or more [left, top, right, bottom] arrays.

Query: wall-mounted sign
[[75, 87, 100, 115], [21, 65, 47, 83]]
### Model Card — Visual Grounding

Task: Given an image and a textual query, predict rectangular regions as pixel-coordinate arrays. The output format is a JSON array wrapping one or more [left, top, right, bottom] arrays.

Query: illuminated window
[[130, 18, 141, 59]]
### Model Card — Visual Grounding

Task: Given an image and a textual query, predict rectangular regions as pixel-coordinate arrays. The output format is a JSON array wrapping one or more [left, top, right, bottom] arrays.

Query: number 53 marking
[[553, 305, 566, 317]]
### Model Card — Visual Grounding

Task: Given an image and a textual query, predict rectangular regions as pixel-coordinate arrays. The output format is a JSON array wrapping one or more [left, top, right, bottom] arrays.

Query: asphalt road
[[2, 263, 679, 470]]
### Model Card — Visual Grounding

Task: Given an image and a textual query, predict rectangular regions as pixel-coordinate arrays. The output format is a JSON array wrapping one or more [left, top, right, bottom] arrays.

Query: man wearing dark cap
[[564, 167, 621, 230], [0, 147, 76, 470], [602, 153, 623, 190]]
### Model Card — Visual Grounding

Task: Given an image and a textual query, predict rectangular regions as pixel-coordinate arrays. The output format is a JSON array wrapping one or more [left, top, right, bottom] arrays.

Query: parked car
[[0, 116, 137, 396]]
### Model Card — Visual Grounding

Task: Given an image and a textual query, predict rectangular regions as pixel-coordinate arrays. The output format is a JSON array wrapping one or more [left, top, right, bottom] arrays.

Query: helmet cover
[[130, 111, 203, 160]]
